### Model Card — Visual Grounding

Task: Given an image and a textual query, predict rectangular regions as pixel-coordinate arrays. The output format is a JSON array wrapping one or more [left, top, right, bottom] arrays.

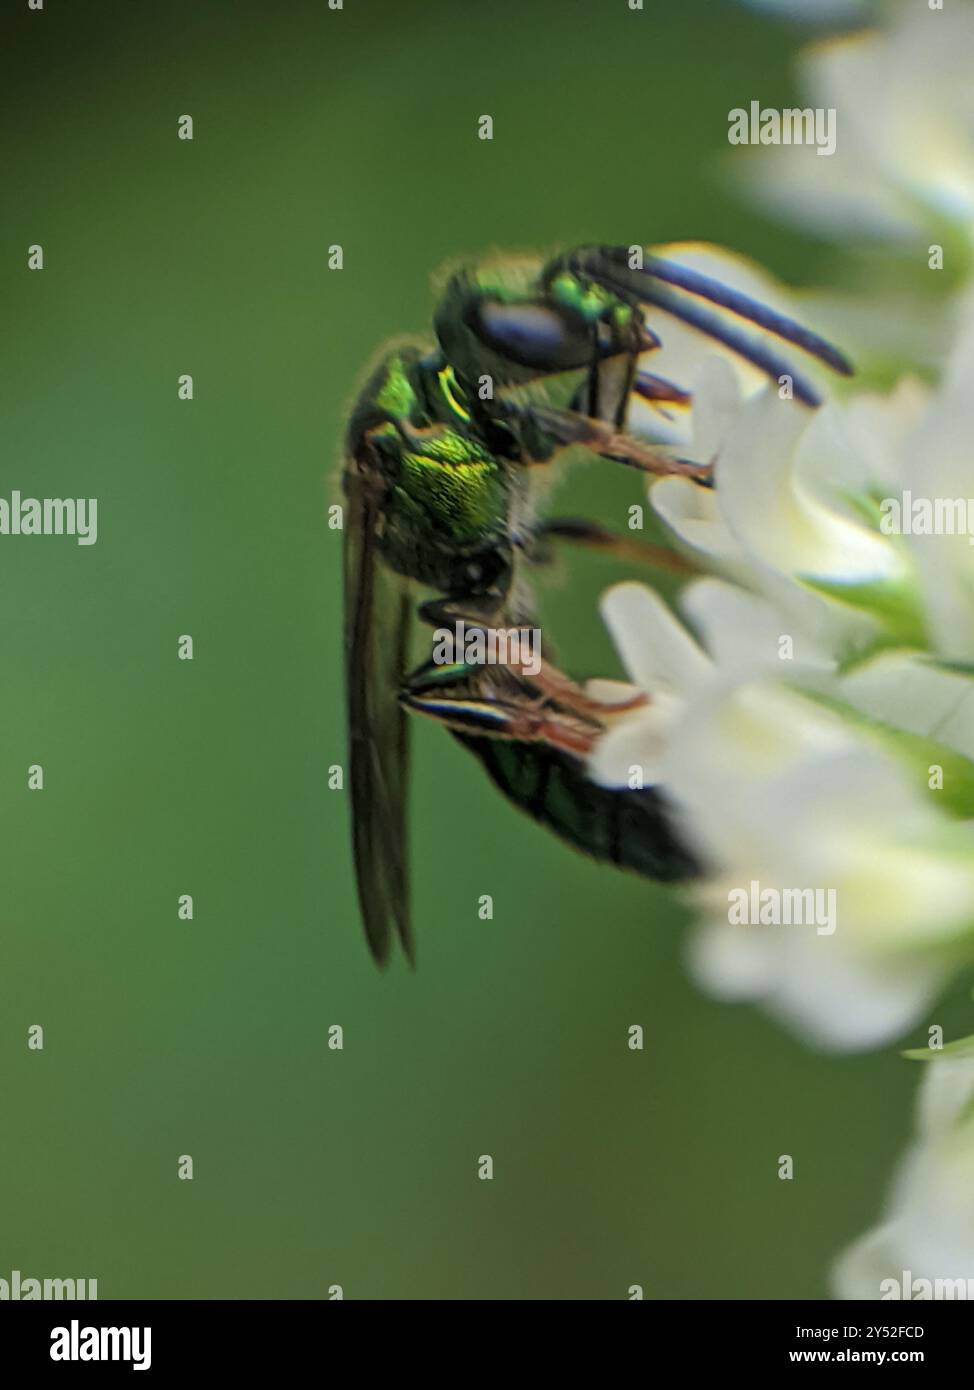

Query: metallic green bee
[[343, 245, 852, 964]]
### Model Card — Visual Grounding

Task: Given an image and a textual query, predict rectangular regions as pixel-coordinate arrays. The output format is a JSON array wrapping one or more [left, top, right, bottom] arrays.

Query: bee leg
[[517, 659, 647, 718], [529, 517, 700, 576], [401, 682, 601, 759], [578, 351, 642, 430], [416, 594, 508, 631], [584, 332, 643, 428], [416, 594, 647, 719], [571, 354, 670, 434], [585, 328, 600, 418], [411, 597, 549, 690], [500, 399, 713, 483], [633, 371, 692, 407], [613, 352, 639, 429]]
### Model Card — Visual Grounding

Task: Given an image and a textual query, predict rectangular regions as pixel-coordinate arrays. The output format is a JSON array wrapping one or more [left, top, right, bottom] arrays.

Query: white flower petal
[[681, 577, 834, 677], [689, 919, 945, 1052], [599, 582, 710, 695], [840, 652, 974, 760], [588, 700, 682, 790], [649, 475, 750, 571], [718, 392, 899, 584], [688, 356, 743, 463]]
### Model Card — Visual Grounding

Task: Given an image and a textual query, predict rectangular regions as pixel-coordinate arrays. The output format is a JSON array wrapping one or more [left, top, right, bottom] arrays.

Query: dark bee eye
[[470, 299, 593, 371], [466, 562, 483, 582]]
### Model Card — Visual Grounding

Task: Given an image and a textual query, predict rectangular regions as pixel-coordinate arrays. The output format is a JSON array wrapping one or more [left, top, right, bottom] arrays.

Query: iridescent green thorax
[[396, 430, 506, 545], [375, 353, 419, 418], [350, 348, 512, 591], [347, 347, 473, 444]]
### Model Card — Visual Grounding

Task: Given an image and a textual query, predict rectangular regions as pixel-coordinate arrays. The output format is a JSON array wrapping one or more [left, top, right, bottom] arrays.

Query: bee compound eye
[[471, 299, 590, 371]]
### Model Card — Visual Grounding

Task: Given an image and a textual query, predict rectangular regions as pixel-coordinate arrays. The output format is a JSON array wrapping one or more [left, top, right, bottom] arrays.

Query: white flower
[[740, 5, 974, 246], [834, 1046, 974, 1298], [587, 298, 974, 1050], [728, 4, 974, 377], [675, 696, 974, 1051], [649, 293, 974, 666], [649, 377, 921, 661], [583, 158, 974, 1053], [590, 579, 974, 1050]]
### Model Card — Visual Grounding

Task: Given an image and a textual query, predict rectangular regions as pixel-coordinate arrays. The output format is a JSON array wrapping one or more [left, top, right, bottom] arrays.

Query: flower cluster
[[742, 2, 974, 252], [595, 309, 974, 1049], [586, 6, 974, 1054], [740, 1, 974, 379], [588, 0, 974, 1306]]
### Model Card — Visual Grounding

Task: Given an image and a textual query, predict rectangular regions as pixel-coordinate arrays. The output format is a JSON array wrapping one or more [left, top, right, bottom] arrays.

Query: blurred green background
[[2, 0, 967, 1300]]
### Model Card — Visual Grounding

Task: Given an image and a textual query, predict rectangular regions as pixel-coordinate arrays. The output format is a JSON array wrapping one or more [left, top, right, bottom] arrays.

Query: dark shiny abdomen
[[452, 733, 700, 883]]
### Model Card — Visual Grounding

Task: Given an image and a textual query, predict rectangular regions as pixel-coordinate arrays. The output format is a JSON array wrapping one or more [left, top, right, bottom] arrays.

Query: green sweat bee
[[342, 244, 852, 964]]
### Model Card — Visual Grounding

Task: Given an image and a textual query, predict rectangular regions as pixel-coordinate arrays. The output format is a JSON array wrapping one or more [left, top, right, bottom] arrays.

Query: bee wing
[[343, 460, 414, 966]]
